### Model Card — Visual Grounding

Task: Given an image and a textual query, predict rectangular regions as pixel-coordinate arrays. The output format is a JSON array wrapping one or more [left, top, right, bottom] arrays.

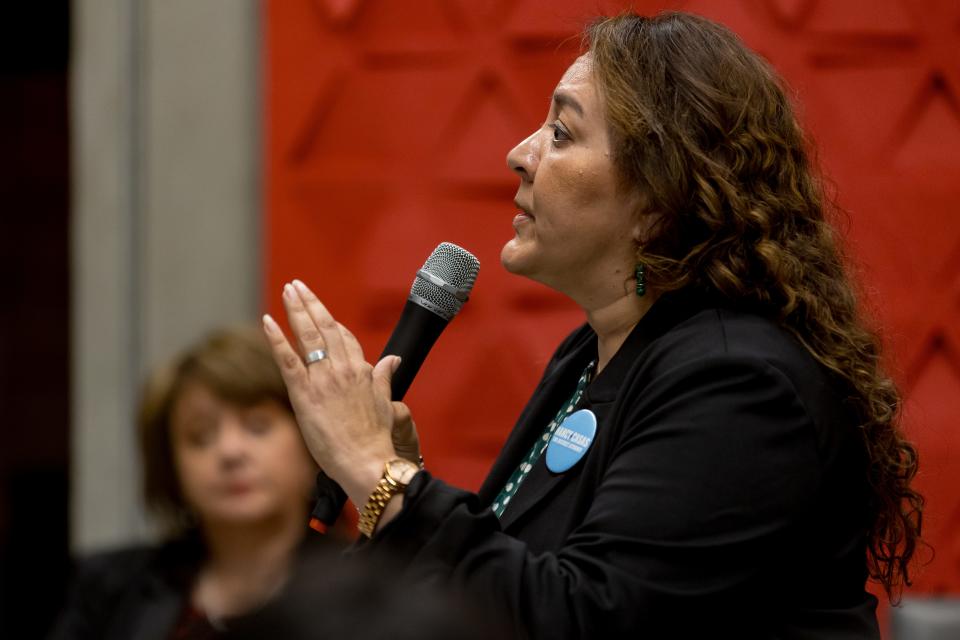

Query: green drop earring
[[635, 263, 647, 297]]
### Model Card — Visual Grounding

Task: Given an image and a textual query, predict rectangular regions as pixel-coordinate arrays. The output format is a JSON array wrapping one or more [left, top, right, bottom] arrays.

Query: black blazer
[[50, 533, 339, 640], [364, 291, 880, 639], [50, 537, 202, 640]]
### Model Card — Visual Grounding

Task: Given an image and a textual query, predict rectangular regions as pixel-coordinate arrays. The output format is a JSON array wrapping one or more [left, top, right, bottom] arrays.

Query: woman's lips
[[223, 481, 256, 496], [513, 211, 533, 229]]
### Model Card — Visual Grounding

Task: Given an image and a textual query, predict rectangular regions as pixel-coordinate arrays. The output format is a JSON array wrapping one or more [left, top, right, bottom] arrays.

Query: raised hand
[[262, 279, 399, 506]]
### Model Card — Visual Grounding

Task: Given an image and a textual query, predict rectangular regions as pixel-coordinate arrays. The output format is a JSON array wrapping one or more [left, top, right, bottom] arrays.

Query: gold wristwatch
[[357, 458, 420, 538]]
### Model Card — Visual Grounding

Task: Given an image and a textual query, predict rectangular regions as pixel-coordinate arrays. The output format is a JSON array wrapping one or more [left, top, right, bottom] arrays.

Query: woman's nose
[[506, 130, 539, 182], [215, 419, 249, 463]]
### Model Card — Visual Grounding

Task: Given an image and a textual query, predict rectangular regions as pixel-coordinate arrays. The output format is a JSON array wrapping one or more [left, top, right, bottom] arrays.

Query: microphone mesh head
[[410, 242, 480, 321]]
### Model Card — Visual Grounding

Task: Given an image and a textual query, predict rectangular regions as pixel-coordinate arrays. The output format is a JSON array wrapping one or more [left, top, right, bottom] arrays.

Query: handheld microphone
[[309, 242, 480, 533], [381, 242, 480, 399]]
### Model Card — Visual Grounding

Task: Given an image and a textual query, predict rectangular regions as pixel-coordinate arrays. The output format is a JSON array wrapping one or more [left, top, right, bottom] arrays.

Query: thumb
[[372, 355, 401, 397]]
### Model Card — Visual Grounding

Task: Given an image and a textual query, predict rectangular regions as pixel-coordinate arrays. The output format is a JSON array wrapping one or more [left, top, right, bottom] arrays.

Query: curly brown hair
[[586, 12, 922, 600]]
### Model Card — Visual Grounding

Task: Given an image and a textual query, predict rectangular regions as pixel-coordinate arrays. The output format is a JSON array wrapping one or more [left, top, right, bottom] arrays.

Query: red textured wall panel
[[265, 0, 960, 604]]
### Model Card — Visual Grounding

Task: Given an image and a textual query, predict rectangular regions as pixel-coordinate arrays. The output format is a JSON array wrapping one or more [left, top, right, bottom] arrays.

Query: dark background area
[[0, 2, 71, 636]]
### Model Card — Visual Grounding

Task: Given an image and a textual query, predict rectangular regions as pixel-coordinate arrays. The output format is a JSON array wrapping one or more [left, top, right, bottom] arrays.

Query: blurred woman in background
[[53, 327, 328, 639]]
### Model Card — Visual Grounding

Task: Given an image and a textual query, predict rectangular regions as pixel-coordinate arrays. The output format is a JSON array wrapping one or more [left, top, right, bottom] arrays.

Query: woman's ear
[[624, 186, 657, 245], [632, 210, 662, 246]]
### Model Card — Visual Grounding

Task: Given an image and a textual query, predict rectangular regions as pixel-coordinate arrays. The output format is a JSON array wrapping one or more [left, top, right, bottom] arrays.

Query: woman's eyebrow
[[552, 90, 584, 117]]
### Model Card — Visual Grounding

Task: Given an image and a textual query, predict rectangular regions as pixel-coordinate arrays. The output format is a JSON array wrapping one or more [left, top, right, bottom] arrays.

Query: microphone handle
[[309, 473, 346, 533], [310, 299, 449, 532], [381, 298, 450, 401]]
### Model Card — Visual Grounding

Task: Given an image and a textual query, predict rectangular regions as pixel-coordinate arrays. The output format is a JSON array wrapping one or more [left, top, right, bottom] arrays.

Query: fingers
[[335, 321, 366, 364], [290, 280, 348, 364], [261, 314, 308, 392], [282, 283, 330, 360], [280, 279, 382, 399]]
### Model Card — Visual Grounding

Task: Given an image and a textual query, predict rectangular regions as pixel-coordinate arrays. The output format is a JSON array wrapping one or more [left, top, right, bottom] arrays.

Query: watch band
[[357, 459, 415, 538]]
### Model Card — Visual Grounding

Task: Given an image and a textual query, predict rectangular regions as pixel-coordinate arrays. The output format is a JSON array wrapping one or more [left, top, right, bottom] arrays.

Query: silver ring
[[304, 349, 328, 365]]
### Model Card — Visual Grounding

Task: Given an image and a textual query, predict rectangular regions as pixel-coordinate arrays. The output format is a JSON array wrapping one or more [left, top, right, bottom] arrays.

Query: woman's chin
[[500, 238, 534, 276], [201, 496, 278, 525]]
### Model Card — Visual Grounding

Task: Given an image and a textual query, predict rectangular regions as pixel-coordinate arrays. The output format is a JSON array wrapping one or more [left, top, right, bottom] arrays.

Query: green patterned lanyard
[[492, 360, 596, 519]]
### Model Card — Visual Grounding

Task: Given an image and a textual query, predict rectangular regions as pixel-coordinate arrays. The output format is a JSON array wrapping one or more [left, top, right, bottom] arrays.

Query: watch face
[[387, 459, 418, 484]]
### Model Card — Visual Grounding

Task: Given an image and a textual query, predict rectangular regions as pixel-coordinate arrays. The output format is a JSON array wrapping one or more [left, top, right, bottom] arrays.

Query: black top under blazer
[[362, 290, 880, 639]]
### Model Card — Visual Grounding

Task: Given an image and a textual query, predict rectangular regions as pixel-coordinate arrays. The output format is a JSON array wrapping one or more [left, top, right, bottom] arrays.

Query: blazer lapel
[[496, 396, 615, 531], [478, 329, 596, 505], [495, 290, 713, 531]]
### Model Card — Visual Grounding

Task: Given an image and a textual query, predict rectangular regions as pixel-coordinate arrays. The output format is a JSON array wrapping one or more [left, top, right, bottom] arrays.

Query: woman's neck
[[194, 510, 306, 619], [584, 289, 659, 374]]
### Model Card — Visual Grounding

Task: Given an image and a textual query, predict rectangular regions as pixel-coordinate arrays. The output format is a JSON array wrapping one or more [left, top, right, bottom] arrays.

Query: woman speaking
[[262, 12, 922, 638]]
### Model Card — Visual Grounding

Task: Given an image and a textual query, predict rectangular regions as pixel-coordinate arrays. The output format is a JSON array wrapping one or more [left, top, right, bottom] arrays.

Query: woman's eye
[[549, 121, 571, 144], [185, 424, 216, 447], [245, 413, 274, 435]]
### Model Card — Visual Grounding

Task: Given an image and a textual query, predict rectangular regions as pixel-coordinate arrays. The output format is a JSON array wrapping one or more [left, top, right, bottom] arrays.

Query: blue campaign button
[[545, 409, 597, 473]]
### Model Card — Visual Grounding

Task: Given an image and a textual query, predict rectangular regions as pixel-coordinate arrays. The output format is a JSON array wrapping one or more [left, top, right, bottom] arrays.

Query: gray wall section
[[71, 0, 261, 552]]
